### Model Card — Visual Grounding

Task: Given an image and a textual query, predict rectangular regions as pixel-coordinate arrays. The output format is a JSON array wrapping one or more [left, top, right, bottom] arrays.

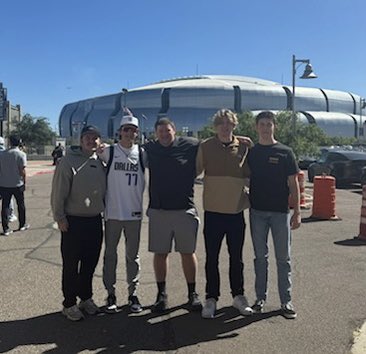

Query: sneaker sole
[[130, 306, 143, 313], [252, 308, 264, 314], [201, 312, 215, 319], [233, 305, 253, 316], [104, 305, 119, 314], [282, 312, 297, 319], [79, 305, 100, 315], [151, 302, 168, 313], [62, 310, 84, 321]]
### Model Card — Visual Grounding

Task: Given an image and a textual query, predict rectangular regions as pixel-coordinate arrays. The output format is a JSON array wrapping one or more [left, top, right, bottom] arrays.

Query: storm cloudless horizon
[[1, 0, 365, 132]]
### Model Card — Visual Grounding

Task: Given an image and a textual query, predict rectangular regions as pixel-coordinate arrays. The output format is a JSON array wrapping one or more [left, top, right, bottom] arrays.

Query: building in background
[[0, 82, 21, 139], [58, 75, 366, 140]]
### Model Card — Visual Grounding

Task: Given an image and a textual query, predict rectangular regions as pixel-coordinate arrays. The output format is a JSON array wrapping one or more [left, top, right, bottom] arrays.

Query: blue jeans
[[249, 208, 292, 305]]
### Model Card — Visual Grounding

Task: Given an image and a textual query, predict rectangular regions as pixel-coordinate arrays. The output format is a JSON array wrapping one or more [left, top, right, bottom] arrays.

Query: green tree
[[200, 110, 350, 160], [10, 114, 56, 152]]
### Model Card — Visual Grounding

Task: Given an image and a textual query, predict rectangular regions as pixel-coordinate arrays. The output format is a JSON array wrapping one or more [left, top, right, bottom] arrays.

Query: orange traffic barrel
[[289, 171, 310, 209], [311, 175, 339, 220], [358, 185, 366, 241]]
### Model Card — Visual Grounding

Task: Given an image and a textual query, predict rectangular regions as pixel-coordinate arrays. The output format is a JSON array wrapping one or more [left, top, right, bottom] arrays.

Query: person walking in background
[[196, 109, 253, 319], [248, 111, 301, 319], [0, 135, 28, 236], [98, 114, 145, 314], [52, 143, 65, 165], [51, 125, 106, 321], [144, 117, 202, 313], [0, 137, 17, 224]]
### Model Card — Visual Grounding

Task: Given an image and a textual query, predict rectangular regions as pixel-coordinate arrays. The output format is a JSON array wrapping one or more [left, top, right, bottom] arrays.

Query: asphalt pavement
[[0, 163, 365, 353]]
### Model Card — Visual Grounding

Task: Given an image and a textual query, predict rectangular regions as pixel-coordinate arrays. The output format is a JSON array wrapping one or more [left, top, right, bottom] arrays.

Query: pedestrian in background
[[0, 137, 17, 225], [0, 135, 28, 236], [52, 143, 65, 165], [248, 111, 301, 319], [196, 109, 253, 319], [98, 114, 145, 314], [51, 125, 106, 321]]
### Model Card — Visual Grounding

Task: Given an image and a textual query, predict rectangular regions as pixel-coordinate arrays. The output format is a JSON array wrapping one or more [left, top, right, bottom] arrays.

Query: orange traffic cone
[[289, 171, 311, 209]]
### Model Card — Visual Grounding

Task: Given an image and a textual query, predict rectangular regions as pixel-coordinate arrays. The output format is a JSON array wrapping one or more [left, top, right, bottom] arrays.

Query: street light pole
[[291, 55, 317, 138], [360, 98, 366, 140]]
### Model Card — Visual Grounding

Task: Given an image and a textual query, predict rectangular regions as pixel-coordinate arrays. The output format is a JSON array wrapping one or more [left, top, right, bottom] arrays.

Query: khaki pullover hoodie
[[51, 146, 106, 223], [196, 136, 250, 214]]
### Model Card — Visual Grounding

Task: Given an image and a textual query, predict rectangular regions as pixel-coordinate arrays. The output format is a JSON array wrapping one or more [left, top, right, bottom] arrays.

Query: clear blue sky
[[1, 0, 365, 131]]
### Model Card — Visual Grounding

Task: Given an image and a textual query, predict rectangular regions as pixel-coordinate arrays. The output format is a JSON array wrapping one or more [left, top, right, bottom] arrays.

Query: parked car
[[298, 156, 317, 170], [361, 166, 366, 186], [308, 150, 366, 186]]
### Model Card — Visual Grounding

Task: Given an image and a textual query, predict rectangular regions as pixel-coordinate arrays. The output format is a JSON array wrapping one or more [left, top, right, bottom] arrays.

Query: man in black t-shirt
[[248, 111, 301, 319], [144, 117, 202, 313]]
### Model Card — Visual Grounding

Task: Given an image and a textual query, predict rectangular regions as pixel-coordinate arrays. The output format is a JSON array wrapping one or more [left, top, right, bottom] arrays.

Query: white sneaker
[[9, 214, 17, 223], [233, 295, 253, 316], [62, 305, 84, 321], [19, 224, 30, 231], [79, 298, 100, 315], [201, 298, 217, 319]]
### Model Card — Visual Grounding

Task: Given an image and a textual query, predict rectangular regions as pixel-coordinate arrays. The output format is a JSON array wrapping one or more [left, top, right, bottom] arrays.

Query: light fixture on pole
[[291, 54, 317, 137], [121, 88, 128, 108]]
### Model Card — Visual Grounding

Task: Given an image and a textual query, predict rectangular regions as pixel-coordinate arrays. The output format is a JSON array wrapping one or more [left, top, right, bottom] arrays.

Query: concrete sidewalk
[[1, 172, 365, 353], [27, 160, 55, 178]]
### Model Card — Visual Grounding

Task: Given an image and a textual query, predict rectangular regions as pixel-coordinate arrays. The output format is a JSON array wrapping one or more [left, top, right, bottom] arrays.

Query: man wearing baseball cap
[[98, 113, 145, 313], [51, 125, 106, 321]]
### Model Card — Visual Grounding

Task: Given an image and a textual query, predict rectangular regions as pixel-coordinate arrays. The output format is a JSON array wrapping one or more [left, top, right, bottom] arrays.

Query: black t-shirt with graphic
[[248, 142, 299, 213]]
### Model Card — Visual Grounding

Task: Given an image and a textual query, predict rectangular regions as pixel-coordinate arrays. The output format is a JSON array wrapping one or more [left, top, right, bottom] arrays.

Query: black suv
[[308, 150, 366, 186]]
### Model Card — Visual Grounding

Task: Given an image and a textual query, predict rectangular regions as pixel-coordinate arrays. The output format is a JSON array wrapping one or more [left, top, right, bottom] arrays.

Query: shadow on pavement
[[0, 306, 281, 353], [334, 237, 366, 246], [301, 216, 342, 223]]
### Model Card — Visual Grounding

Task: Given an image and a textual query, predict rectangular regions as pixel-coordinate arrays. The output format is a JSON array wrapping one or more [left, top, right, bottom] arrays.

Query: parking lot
[[0, 166, 365, 353]]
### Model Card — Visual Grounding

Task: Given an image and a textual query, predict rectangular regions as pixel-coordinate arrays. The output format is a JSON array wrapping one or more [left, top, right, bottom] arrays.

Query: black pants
[[61, 215, 103, 308], [0, 186, 26, 232], [204, 211, 246, 300]]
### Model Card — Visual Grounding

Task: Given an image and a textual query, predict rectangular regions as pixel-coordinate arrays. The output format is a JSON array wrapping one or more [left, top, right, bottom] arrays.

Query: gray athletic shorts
[[147, 208, 199, 253]]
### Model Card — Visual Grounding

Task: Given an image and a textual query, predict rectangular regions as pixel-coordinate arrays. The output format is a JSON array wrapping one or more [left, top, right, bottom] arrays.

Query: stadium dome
[[58, 75, 365, 140]]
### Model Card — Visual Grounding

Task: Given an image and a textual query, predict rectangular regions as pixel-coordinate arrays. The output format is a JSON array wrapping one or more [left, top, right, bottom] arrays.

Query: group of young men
[[50, 109, 301, 322]]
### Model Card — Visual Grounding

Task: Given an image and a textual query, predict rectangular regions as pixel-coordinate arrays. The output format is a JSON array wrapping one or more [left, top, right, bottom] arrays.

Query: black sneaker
[[105, 294, 117, 314], [281, 303, 297, 319], [128, 295, 142, 313], [151, 293, 168, 313], [188, 292, 202, 311], [251, 299, 265, 313]]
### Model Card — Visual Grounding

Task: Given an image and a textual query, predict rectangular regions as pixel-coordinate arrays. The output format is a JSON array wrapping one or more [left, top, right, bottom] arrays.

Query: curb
[[351, 321, 366, 354]]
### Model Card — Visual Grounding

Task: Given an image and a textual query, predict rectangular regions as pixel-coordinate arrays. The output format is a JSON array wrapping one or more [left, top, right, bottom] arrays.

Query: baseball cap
[[120, 115, 139, 128], [80, 125, 101, 137]]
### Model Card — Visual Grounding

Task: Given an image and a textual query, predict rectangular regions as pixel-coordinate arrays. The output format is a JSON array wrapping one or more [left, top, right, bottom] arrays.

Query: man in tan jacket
[[196, 109, 253, 319]]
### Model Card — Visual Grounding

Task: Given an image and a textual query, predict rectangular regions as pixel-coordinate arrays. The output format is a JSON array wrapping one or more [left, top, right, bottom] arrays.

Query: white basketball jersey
[[104, 143, 145, 221]]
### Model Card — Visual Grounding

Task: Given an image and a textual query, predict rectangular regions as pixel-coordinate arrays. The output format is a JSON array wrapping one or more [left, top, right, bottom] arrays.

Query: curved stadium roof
[[59, 75, 365, 140]]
